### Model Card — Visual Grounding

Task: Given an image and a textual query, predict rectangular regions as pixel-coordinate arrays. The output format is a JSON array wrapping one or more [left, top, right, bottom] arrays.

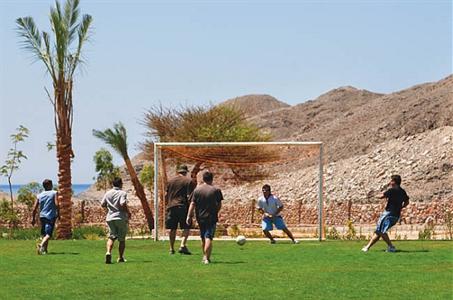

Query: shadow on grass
[[395, 249, 429, 253], [47, 252, 80, 255], [210, 261, 246, 264]]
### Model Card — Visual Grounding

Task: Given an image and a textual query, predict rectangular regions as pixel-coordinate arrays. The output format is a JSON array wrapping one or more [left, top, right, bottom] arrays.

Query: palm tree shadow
[[47, 252, 80, 255]]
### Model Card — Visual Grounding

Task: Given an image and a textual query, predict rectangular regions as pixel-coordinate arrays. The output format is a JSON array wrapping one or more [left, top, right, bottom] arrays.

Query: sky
[[0, 0, 451, 184]]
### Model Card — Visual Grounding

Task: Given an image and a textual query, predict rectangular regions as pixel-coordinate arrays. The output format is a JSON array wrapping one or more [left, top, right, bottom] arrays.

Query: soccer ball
[[236, 235, 246, 246]]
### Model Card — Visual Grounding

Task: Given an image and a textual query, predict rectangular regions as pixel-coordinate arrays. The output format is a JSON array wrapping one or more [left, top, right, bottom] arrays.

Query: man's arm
[[31, 197, 39, 226], [55, 192, 60, 220], [402, 195, 410, 208], [186, 201, 195, 225]]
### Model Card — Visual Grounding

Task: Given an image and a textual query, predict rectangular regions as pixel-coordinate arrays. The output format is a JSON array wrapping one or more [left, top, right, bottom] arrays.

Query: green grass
[[0, 240, 452, 299]]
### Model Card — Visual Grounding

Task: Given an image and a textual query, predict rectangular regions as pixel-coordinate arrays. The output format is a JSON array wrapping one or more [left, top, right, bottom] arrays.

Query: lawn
[[0, 239, 452, 299]]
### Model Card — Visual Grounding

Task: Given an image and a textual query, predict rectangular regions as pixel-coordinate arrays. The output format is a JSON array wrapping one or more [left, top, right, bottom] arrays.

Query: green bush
[[72, 225, 106, 240], [326, 227, 340, 240], [0, 226, 41, 240]]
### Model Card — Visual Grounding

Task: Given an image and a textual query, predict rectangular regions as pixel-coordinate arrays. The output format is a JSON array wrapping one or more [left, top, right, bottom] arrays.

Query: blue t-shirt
[[37, 190, 58, 220]]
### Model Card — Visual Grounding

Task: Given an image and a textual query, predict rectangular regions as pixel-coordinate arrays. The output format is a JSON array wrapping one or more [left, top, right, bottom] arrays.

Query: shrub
[[326, 227, 340, 240], [72, 225, 106, 240], [0, 227, 41, 240], [17, 182, 42, 209], [344, 220, 357, 240]]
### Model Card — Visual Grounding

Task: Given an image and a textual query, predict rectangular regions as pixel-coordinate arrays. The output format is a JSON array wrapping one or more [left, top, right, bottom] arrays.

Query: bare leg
[[180, 229, 190, 248], [119, 241, 126, 259], [282, 228, 296, 242], [381, 233, 394, 248], [169, 229, 177, 252], [41, 234, 51, 251], [263, 230, 275, 242], [201, 237, 206, 260], [106, 238, 114, 254], [204, 238, 213, 261], [364, 233, 380, 250]]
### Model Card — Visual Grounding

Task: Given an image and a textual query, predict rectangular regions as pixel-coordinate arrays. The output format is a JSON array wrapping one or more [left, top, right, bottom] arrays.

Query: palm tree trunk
[[56, 134, 73, 239], [124, 157, 154, 232]]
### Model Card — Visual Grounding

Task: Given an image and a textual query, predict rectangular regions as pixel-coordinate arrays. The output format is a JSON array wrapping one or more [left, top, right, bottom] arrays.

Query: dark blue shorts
[[375, 211, 399, 234], [40, 217, 56, 237], [199, 223, 216, 240], [165, 206, 190, 230]]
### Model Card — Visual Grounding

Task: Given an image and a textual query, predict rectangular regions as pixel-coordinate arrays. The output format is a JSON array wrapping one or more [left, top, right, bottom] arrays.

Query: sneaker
[[202, 259, 210, 265], [105, 253, 112, 264], [361, 246, 369, 252], [117, 257, 127, 263], [178, 246, 191, 255], [270, 240, 276, 244], [169, 249, 175, 255], [386, 246, 397, 253], [36, 244, 42, 255], [292, 240, 300, 244]]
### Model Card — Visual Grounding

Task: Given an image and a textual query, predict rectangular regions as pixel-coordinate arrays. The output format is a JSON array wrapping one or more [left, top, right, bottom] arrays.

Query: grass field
[[0, 239, 452, 299]]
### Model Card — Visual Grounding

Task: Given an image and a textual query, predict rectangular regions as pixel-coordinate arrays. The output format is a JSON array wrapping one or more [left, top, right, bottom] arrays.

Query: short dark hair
[[42, 179, 53, 191], [202, 171, 213, 183], [262, 184, 271, 192], [112, 177, 123, 188], [391, 175, 402, 185]]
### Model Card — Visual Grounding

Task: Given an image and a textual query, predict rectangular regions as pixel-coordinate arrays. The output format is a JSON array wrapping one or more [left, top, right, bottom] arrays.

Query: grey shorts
[[107, 219, 128, 242]]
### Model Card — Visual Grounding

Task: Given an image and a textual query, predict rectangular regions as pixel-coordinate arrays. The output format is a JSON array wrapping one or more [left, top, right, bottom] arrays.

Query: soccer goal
[[152, 142, 324, 241]]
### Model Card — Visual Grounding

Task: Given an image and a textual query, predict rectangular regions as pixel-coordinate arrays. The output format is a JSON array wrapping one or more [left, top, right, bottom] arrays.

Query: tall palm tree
[[93, 122, 154, 232], [16, 0, 93, 238]]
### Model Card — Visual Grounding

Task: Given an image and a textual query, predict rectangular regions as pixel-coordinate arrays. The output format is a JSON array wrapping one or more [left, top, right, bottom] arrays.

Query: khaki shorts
[[107, 219, 128, 242]]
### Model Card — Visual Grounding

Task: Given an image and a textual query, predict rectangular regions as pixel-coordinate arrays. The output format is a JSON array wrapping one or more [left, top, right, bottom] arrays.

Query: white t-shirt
[[101, 187, 128, 221], [257, 194, 283, 216]]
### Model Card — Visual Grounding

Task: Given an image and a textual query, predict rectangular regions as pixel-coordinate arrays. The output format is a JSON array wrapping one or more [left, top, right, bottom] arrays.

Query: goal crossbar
[[152, 141, 324, 241]]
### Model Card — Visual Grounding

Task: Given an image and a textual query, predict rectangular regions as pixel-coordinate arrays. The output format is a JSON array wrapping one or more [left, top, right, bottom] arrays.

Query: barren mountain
[[219, 94, 289, 117]]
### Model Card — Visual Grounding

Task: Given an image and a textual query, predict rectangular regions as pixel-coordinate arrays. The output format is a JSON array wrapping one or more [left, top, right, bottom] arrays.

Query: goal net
[[152, 142, 324, 241]]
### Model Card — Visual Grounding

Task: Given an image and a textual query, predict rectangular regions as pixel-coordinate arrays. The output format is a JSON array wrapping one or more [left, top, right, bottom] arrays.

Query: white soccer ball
[[236, 235, 246, 246]]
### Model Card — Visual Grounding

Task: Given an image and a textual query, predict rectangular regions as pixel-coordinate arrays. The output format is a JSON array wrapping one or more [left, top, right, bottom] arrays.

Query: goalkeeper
[[257, 184, 299, 244]]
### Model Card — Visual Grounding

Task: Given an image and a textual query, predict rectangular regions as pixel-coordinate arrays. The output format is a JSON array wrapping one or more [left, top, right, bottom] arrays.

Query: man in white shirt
[[101, 177, 131, 264], [257, 184, 299, 244]]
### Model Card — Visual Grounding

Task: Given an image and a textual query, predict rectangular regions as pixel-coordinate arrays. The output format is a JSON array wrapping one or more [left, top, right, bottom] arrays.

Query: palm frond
[[42, 31, 57, 81], [92, 122, 128, 158], [16, 17, 56, 80], [50, 4, 68, 75], [70, 14, 92, 76], [64, 0, 80, 45]]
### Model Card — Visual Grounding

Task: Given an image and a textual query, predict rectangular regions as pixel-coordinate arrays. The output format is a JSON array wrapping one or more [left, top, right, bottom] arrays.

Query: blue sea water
[[0, 184, 92, 196]]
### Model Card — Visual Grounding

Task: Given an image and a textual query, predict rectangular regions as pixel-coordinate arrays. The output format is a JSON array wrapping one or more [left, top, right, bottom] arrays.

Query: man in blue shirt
[[362, 175, 410, 252], [31, 179, 59, 255]]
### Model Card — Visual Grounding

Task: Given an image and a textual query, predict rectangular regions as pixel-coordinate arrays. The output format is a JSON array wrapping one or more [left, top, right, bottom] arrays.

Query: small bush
[[72, 225, 106, 240], [326, 227, 340, 240], [344, 220, 357, 240], [227, 224, 241, 237], [0, 227, 41, 240]]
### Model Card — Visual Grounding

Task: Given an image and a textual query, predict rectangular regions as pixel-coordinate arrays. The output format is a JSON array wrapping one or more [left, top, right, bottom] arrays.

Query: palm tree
[[16, 0, 93, 238], [93, 122, 154, 232]]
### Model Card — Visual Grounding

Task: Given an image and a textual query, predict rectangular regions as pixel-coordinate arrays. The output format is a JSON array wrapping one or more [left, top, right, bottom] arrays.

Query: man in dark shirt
[[165, 165, 196, 255], [362, 175, 410, 252], [187, 171, 223, 264]]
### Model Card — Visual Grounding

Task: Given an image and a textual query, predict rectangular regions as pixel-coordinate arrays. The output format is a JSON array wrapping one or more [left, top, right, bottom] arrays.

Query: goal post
[[152, 141, 324, 241]]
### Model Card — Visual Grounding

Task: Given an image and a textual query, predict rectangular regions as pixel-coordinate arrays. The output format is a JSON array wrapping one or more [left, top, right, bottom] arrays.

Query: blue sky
[[0, 0, 451, 184]]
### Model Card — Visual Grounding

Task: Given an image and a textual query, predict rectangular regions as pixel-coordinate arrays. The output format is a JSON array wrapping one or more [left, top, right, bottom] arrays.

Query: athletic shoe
[[361, 246, 369, 252], [117, 257, 127, 263], [386, 246, 397, 253], [105, 253, 112, 264], [169, 249, 175, 255], [293, 240, 300, 244], [178, 246, 191, 255], [202, 259, 210, 265], [270, 240, 276, 244]]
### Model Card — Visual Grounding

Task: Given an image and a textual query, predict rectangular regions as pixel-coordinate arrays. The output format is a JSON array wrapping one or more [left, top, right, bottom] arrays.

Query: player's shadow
[[209, 261, 246, 265], [386, 250, 429, 253], [47, 252, 80, 255]]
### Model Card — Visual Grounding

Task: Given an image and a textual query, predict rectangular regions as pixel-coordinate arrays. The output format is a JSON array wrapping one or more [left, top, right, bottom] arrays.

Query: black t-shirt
[[165, 175, 196, 209], [384, 186, 409, 217], [190, 184, 223, 225]]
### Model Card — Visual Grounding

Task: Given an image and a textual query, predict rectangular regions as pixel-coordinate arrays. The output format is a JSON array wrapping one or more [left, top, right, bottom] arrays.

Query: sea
[[0, 184, 92, 196]]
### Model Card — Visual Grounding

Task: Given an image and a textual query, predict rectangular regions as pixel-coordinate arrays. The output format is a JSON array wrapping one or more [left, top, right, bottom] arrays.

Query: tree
[[17, 182, 43, 209], [93, 122, 154, 232], [139, 164, 154, 193], [16, 0, 93, 238], [143, 105, 274, 180], [93, 149, 120, 191], [1, 125, 29, 211]]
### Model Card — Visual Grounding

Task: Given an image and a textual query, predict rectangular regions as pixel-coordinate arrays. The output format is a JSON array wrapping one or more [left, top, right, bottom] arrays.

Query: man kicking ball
[[257, 184, 299, 244], [362, 175, 410, 252]]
